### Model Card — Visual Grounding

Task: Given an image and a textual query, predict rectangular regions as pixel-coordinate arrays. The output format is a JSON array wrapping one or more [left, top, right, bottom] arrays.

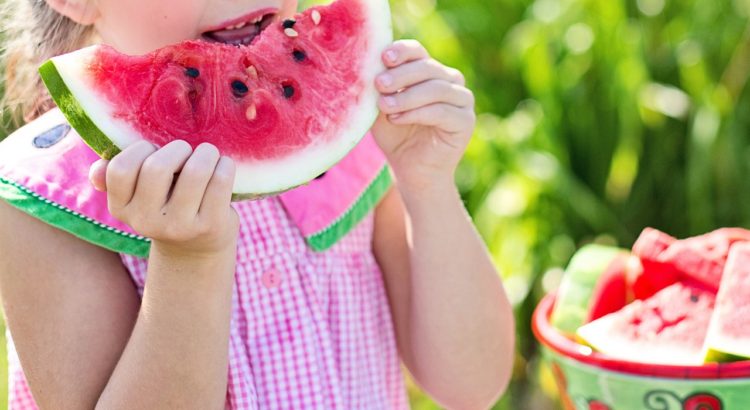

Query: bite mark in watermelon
[[704, 242, 750, 361], [39, 0, 392, 197], [576, 282, 715, 366]]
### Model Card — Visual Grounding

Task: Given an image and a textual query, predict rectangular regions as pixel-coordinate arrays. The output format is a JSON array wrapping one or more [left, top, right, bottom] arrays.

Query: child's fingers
[[106, 141, 157, 213], [89, 159, 109, 192], [198, 156, 236, 221], [131, 140, 193, 213], [167, 143, 221, 219], [378, 80, 474, 115], [382, 39, 429, 68], [387, 103, 475, 134], [376, 59, 465, 94]]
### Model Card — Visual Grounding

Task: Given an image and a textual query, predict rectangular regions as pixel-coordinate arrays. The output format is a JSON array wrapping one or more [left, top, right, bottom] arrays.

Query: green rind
[[39, 60, 121, 160], [705, 348, 747, 363], [307, 165, 392, 252], [550, 245, 627, 335], [0, 177, 150, 257]]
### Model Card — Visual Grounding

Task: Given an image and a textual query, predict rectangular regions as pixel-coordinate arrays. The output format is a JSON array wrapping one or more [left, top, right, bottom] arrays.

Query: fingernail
[[389, 113, 402, 120], [379, 74, 393, 87], [384, 96, 397, 108], [385, 50, 398, 63]]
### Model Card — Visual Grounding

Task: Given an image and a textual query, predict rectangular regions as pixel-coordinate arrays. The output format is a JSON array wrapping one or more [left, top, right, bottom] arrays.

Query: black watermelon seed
[[315, 172, 327, 180], [232, 80, 249, 97], [690, 294, 699, 303], [292, 50, 306, 62], [282, 19, 296, 29], [282, 84, 295, 99], [185, 67, 200, 78]]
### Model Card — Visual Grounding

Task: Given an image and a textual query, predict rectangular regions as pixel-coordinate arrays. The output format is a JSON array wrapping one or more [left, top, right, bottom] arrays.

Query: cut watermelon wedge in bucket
[[576, 283, 716, 366], [704, 243, 750, 361], [533, 294, 750, 379], [533, 293, 750, 410], [39, 0, 393, 198]]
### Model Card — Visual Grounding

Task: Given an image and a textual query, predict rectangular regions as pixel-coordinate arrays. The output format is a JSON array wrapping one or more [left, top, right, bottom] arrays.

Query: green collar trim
[[0, 166, 391, 256], [306, 165, 392, 252], [0, 177, 150, 257]]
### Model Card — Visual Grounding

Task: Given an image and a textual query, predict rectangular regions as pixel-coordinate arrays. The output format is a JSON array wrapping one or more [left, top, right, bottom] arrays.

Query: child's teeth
[[252, 16, 264, 24], [227, 21, 247, 30]]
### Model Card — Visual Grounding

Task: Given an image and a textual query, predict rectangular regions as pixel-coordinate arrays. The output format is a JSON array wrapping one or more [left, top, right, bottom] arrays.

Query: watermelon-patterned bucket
[[532, 294, 750, 410]]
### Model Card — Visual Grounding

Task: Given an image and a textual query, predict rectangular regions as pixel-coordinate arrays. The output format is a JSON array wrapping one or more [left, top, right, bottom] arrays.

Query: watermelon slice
[[632, 227, 750, 294], [550, 245, 629, 335], [39, 0, 392, 197], [576, 283, 715, 366], [704, 242, 750, 361]]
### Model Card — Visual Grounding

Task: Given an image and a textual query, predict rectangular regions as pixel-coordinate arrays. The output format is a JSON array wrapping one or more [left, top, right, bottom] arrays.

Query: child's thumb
[[89, 159, 109, 192]]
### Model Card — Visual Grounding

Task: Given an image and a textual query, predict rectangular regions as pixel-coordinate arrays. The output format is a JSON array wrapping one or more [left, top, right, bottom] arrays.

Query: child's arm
[[371, 40, 515, 409], [0, 140, 239, 409]]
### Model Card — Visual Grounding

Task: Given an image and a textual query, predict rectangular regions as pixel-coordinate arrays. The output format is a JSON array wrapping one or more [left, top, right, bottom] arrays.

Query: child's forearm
[[401, 181, 515, 409], [97, 244, 236, 410]]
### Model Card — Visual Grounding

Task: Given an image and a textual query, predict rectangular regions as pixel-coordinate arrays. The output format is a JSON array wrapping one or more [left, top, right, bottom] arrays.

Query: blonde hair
[[2, 0, 94, 126]]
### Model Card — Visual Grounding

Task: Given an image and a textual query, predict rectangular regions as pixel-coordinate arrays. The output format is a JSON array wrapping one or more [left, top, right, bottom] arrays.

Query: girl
[[0, 0, 514, 408]]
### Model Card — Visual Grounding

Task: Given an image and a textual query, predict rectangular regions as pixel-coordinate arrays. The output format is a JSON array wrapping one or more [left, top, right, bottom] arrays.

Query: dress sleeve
[[0, 121, 150, 257]]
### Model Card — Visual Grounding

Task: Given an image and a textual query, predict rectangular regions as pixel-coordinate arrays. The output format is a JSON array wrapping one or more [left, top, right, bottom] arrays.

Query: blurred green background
[[4, 0, 750, 408]]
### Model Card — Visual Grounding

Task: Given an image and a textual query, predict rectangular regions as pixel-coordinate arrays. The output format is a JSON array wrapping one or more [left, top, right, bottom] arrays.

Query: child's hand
[[88, 140, 239, 258], [372, 40, 476, 193]]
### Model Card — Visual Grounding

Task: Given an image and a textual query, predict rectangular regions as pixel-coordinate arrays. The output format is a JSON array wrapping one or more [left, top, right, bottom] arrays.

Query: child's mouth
[[202, 10, 277, 46]]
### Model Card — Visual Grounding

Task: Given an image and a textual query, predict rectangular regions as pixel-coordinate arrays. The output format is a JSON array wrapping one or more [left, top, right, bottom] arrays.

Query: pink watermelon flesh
[[631, 227, 750, 295], [705, 242, 750, 360], [660, 228, 750, 291], [632, 227, 676, 260], [40, 0, 392, 196], [586, 254, 630, 322], [577, 282, 715, 365], [89, 8, 361, 161], [630, 228, 682, 299]]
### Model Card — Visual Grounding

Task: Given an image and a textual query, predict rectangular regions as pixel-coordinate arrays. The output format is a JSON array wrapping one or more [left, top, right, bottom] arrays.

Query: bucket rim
[[531, 293, 750, 379]]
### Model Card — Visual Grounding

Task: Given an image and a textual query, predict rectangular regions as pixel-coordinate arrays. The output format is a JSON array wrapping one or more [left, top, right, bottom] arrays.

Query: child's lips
[[202, 9, 278, 46], [204, 24, 262, 45]]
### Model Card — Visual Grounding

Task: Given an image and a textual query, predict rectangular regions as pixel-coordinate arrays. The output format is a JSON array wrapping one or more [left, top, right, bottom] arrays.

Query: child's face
[[90, 0, 299, 54]]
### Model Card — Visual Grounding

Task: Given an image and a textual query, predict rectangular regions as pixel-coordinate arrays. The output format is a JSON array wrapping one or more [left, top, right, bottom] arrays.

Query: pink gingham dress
[[0, 112, 409, 409]]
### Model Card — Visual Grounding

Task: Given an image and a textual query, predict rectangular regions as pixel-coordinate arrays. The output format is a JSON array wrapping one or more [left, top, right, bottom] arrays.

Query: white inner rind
[[51, 0, 393, 195], [577, 324, 705, 366], [53, 47, 145, 149]]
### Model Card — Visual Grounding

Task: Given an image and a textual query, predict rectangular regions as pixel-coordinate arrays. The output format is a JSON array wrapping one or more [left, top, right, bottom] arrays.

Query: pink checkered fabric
[[6, 196, 409, 409]]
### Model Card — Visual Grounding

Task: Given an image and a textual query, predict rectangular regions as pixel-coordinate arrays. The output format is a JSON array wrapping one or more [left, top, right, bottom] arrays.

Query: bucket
[[531, 294, 750, 410]]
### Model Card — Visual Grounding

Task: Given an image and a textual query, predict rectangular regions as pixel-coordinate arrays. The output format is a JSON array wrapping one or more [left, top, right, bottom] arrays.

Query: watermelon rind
[[550, 244, 627, 335], [39, 58, 122, 160], [39, 0, 393, 197]]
